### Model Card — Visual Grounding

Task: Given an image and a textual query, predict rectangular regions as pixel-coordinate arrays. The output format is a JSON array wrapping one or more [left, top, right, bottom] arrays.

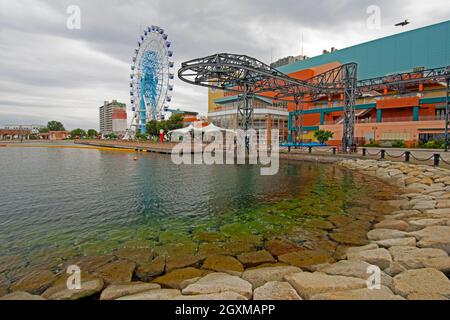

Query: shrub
[[391, 140, 406, 148]]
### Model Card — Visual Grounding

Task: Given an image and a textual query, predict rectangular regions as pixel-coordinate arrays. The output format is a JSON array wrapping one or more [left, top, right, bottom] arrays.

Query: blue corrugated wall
[[278, 20, 450, 79]]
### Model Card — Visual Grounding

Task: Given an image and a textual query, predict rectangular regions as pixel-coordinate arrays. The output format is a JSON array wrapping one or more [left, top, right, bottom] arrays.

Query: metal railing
[[361, 148, 449, 166]]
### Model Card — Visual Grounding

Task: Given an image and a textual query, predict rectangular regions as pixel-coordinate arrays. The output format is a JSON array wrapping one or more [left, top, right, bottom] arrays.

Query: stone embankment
[[1, 159, 450, 300]]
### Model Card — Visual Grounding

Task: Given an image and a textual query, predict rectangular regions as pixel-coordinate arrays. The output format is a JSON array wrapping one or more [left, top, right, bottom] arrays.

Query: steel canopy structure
[[179, 53, 450, 152], [179, 53, 358, 151]]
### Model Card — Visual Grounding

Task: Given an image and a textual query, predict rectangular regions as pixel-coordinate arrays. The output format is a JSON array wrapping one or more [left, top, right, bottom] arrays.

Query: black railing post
[[404, 151, 411, 163], [362, 148, 366, 157], [288, 146, 291, 153], [332, 147, 336, 155], [380, 149, 385, 159], [433, 153, 440, 166], [308, 146, 312, 154]]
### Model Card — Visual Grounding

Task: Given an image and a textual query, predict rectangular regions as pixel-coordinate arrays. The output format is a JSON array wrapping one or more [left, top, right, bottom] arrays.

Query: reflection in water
[[0, 146, 394, 278]]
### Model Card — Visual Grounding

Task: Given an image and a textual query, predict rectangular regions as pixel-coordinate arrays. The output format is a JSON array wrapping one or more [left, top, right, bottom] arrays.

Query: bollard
[[380, 149, 385, 159], [308, 146, 312, 154], [288, 146, 291, 153], [362, 148, 367, 157], [433, 154, 440, 167], [404, 151, 411, 162], [332, 147, 336, 155]]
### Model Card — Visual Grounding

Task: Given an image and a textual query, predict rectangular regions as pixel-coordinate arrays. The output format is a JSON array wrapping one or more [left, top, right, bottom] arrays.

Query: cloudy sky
[[0, 0, 448, 130]]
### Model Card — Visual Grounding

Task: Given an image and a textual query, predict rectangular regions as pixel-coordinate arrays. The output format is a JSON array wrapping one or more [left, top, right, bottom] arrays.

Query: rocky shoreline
[[1, 158, 450, 300]]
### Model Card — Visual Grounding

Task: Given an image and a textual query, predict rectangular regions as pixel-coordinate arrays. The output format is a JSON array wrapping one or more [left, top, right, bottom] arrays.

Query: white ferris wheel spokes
[[129, 25, 174, 134]]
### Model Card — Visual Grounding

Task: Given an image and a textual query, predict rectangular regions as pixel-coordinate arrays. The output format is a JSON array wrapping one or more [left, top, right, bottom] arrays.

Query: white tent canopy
[[168, 124, 194, 135], [168, 123, 235, 135]]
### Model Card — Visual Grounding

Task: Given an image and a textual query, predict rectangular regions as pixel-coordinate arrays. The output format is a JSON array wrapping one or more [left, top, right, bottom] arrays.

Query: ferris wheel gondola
[[129, 26, 174, 134]]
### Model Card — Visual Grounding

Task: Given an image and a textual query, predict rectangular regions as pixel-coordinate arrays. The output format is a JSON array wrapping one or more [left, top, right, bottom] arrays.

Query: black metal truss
[[445, 78, 450, 152], [179, 53, 450, 153]]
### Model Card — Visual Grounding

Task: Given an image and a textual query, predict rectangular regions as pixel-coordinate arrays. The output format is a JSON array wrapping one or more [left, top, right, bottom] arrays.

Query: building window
[[436, 109, 446, 120]]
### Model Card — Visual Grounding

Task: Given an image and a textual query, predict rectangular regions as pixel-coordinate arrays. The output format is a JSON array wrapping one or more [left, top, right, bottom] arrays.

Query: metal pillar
[[238, 85, 254, 130], [341, 64, 357, 153], [445, 78, 450, 152]]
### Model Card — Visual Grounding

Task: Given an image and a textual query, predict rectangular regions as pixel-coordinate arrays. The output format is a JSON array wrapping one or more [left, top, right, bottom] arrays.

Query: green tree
[[47, 121, 65, 131], [104, 133, 117, 140], [313, 130, 334, 144], [167, 113, 184, 131], [39, 127, 49, 133], [145, 120, 159, 136], [70, 128, 86, 138], [87, 129, 98, 138]]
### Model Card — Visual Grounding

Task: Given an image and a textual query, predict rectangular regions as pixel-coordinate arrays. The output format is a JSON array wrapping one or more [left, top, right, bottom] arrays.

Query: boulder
[[153, 268, 209, 289], [135, 256, 165, 281], [172, 291, 247, 300], [408, 218, 449, 231], [182, 272, 252, 299], [422, 256, 450, 274], [319, 260, 393, 288], [376, 237, 416, 248], [374, 220, 409, 231], [436, 200, 450, 208], [393, 268, 450, 298], [347, 248, 392, 270], [0, 291, 46, 300], [253, 281, 302, 300], [407, 293, 448, 300], [68, 255, 115, 272], [100, 282, 161, 300], [410, 226, 450, 253], [278, 250, 334, 269], [237, 250, 276, 267], [117, 288, 181, 300], [241, 266, 302, 288], [329, 233, 369, 246], [202, 255, 244, 276], [114, 248, 153, 265], [367, 229, 408, 241], [10, 270, 56, 295], [96, 260, 136, 284], [264, 239, 301, 257], [42, 278, 104, 300], [310, 286, 404, 300], [345, 244, 379, 256], [388, 246, 448, 270], [165, 255, 203, 272], [284, 272, 366, 300]]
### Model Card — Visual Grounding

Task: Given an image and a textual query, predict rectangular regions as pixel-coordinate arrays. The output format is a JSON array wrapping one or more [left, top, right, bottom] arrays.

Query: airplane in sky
[[395, 19, 410, 27]]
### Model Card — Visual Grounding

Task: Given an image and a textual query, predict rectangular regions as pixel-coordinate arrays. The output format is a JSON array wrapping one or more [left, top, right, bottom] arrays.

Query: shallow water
[[0, 144, 396, 279]]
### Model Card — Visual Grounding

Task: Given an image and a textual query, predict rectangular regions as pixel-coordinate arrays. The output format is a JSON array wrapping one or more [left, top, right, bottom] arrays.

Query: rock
[[367, 229, 408, 241], [153, 267, 209, 289], [100, 282, 161, 300], [421, 177, 434, 186], [0, 291, 46, 300], [135, 256, 165, 281], [253, 281, 302, 300], [179, 277, 201, 290], [284, 272, 366, 300], [117, 289, 181, 300], [413, 201, 437, 211], [310, 286, 404, 300], [425, 208, 450, 215], [393, 268, 450, 297], [303, 219, 335, 230], [96, 260, 136, 284], [237, 250, 276, 267], [345, 244, 379, 256], [328, 215, 354, 227], [68, 255, 115, 272], [407, 293, 448, 300], [166, 255, 203, 272], [114, 248, 153, 265], [319, 260, 393, 288], [10, 270, 56, 295], [436, 200, 450, 208], [42, 278, 104, 300], [264, 239, 301, 257], [329, 233, 369, 246], [182, 273, 252, 299], [202, 255, 244, 276], [389, 246, 448, 270], [241, 266, 302, 288], [347, 248, 392, 270], [173, 291, 247, 300], [410, 226, 450, 253], [422, 257, 450, 274], [376, 237, 417, 248], [278, 250, 334, 269], [409, 218, 449, 231], [388, 210, 421, 220], [374, 220, 409, 231]]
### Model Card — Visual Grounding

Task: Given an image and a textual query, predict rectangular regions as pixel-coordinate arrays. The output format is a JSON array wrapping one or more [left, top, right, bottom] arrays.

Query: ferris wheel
[[129, 25, 174, 134]]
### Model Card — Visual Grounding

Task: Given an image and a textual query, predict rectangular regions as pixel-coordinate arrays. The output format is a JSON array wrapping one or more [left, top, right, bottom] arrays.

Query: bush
[[313, 130, 334, 144], [391, 140, 406, 148], [420, 140, 444, 149]]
